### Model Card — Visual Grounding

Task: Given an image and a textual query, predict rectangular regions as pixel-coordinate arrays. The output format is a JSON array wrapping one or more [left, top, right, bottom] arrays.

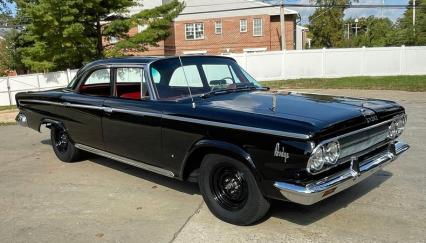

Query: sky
[[268, 0, 410, 24], [5, 0, 410, 24]]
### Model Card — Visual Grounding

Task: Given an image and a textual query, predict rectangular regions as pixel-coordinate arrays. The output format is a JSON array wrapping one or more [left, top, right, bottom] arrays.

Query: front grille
[[338, 123, 390, 161]]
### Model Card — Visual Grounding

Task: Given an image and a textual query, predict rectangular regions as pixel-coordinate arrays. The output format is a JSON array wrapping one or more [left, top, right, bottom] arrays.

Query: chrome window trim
[[75, 144, 175, 178]]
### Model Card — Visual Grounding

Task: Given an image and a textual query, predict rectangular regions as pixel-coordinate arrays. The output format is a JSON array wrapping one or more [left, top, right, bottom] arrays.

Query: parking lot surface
[[0, 89, 425, 243]]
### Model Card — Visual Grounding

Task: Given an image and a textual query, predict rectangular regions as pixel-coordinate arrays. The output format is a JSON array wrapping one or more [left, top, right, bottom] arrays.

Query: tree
[[16, 0, 137, 72], [308, 0, 357, 48], [16, 0, 183, 72], [103, 0, 184, 57], [343, 17, 396, 47], [0, 29, 24, 75], [390, 0, 426, 46]]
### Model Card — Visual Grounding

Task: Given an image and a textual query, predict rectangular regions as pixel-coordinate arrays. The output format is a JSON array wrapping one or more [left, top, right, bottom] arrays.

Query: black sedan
[[15, 56, 409, 225]]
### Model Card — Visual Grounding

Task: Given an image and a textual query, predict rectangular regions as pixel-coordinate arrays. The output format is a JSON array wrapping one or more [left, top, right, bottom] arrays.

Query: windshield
[[149, 56, 262, 100]]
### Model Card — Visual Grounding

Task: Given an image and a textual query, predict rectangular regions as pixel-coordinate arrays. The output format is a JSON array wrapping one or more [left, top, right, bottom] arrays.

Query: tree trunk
[[96, 16, 103, 58]]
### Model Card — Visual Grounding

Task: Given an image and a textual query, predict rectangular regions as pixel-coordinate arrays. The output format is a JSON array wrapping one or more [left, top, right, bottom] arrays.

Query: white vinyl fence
[[0, 69, 78, 106], [1, 46, 426, 106], [229, 46, 426, 81]]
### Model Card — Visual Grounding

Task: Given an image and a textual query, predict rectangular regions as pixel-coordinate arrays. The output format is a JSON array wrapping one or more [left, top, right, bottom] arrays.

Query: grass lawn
[[261, 75, 426, 92], [0, 105, 17, 112], [0, 122, 16, 126]]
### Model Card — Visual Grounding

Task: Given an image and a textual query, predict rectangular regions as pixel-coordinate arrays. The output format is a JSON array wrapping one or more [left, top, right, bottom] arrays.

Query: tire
[[198, 154, 270, 226], [51, 125, 81, 163]]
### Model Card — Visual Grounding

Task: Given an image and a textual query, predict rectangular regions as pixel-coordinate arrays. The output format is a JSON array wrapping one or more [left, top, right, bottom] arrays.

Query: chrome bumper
[[15, 112, 28, 127], [274, 141, 409, 205]]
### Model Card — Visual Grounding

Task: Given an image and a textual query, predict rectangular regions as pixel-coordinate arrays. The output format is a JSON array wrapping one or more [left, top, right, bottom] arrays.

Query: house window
[[215, 21, 222, 34], [240, 19, 247, 32], [137, 24, 148, 33], [185, 23, 204, 40], [253, 18, 263, 37], [109, 36, 119, 44]]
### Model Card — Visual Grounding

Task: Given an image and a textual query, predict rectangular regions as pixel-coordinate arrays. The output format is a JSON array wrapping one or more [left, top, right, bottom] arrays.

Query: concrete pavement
[[0, 90, 425, 242]]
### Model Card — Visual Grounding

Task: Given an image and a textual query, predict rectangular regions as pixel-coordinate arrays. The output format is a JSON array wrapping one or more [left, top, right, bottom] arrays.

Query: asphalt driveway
[[0, 90, 425, 243]]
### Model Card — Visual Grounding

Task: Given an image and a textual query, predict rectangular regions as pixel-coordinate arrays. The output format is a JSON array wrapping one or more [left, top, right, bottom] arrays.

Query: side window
[[79, 69, 111, 97], [151, 68, 161, 84], [85, 69, 110, 85], [169, 65, 203, 87], [202, 64, 242, 86], [116, 67, 148, 100]]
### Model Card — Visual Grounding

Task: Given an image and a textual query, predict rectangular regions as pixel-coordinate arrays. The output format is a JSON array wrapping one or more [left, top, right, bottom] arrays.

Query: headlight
[[324, 141, 340, 165], [307, 141, 340, 174], [388, 115, 407, 139], [396, 115, 407, 136]]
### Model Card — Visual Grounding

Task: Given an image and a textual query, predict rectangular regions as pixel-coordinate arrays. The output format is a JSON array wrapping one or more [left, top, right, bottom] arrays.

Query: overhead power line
[[180, 4, 426, 16]]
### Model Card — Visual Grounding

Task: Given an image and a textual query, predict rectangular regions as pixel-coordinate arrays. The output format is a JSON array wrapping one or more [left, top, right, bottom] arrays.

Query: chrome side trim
[[75, 144, 175, 178], [63, 102, 104, 111], [112, 108, 162, 118], [20, 99, 63, 106], [161, 114, 310, 140], [20, 99, 310, 139], [274, 140, 409, 205]]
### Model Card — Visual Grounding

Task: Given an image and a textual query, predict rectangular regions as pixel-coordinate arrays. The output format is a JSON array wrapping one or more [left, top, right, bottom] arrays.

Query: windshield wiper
[[201, 86, 267, 98]]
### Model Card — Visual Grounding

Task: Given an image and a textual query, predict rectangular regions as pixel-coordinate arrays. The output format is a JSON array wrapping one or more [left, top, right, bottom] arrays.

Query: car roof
[[83, 55, 235, 69]]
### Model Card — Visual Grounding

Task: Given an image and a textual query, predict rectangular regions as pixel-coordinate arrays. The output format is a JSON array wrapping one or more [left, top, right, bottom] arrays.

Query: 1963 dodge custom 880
[[15, 56, 409, 225]]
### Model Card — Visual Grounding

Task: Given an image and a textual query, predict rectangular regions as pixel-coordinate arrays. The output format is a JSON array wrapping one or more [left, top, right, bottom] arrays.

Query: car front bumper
[[16, 112, 28, 127], [273, 141, 409, 205]]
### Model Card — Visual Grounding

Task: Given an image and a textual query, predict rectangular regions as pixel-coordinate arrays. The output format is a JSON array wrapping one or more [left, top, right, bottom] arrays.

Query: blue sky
[[269, 0, 410, 24], [5, 0, 409, 24]]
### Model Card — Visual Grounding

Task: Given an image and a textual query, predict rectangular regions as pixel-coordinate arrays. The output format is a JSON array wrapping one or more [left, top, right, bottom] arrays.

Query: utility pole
[[280, 0, 286, 50], [413, 0, 416, 28], [345, 23, 351, 40], [353, 18, 360, 37], [381, 0, 384, 18]]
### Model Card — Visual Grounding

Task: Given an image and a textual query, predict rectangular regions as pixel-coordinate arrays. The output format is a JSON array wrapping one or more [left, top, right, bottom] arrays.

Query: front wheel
[[51, 125, 81, 162], [198, 154, 270, 225]]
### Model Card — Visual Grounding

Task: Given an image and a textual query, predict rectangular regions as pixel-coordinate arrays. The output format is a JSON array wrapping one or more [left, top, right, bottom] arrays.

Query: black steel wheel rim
[[210, 165, 248, 211], [54, 129, 69, 153]]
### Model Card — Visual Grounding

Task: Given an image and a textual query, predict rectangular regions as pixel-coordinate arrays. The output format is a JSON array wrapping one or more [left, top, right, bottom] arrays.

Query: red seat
[[120, 92, 141, 100]]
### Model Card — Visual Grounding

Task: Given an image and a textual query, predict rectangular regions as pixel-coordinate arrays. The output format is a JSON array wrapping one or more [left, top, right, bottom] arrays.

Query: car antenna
[[178, 56, 196, 109]]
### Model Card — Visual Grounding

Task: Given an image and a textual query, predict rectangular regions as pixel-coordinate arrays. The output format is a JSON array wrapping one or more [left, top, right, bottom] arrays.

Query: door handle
[[103, 107, 113, 114]]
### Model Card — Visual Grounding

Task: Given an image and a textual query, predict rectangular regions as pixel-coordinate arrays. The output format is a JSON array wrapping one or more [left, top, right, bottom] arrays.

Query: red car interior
[[79, 83, 149, 100]]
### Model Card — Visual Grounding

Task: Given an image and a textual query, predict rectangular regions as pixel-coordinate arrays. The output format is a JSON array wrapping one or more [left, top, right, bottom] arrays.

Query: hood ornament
[[361, 108, 378, 124], [271, 92, 277, 112]]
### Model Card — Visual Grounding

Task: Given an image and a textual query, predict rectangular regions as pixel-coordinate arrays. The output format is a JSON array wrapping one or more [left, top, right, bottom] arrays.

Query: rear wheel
[[198, 154, 270, 225], [51, 125, 81, 162]]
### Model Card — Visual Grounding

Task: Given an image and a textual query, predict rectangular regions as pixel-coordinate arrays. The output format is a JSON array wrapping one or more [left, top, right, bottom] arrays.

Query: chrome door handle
[[103, 107, 113, 113]]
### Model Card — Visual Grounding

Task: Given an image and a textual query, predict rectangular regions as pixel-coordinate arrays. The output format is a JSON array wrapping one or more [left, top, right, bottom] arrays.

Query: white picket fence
[[1, 46, 426, 106], [0, 69, 78, 106], [230, 46, 426, 81]]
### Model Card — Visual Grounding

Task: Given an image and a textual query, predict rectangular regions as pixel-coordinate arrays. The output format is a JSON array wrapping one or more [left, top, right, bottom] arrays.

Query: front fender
[[179, 139, 262, 182]]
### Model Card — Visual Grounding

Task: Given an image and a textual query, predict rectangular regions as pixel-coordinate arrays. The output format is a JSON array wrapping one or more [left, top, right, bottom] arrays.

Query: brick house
[[116, 0, 299, 56]]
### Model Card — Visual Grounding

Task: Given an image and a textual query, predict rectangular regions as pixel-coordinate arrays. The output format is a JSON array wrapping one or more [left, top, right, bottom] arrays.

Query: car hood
[[198, 91, 404, 138]]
